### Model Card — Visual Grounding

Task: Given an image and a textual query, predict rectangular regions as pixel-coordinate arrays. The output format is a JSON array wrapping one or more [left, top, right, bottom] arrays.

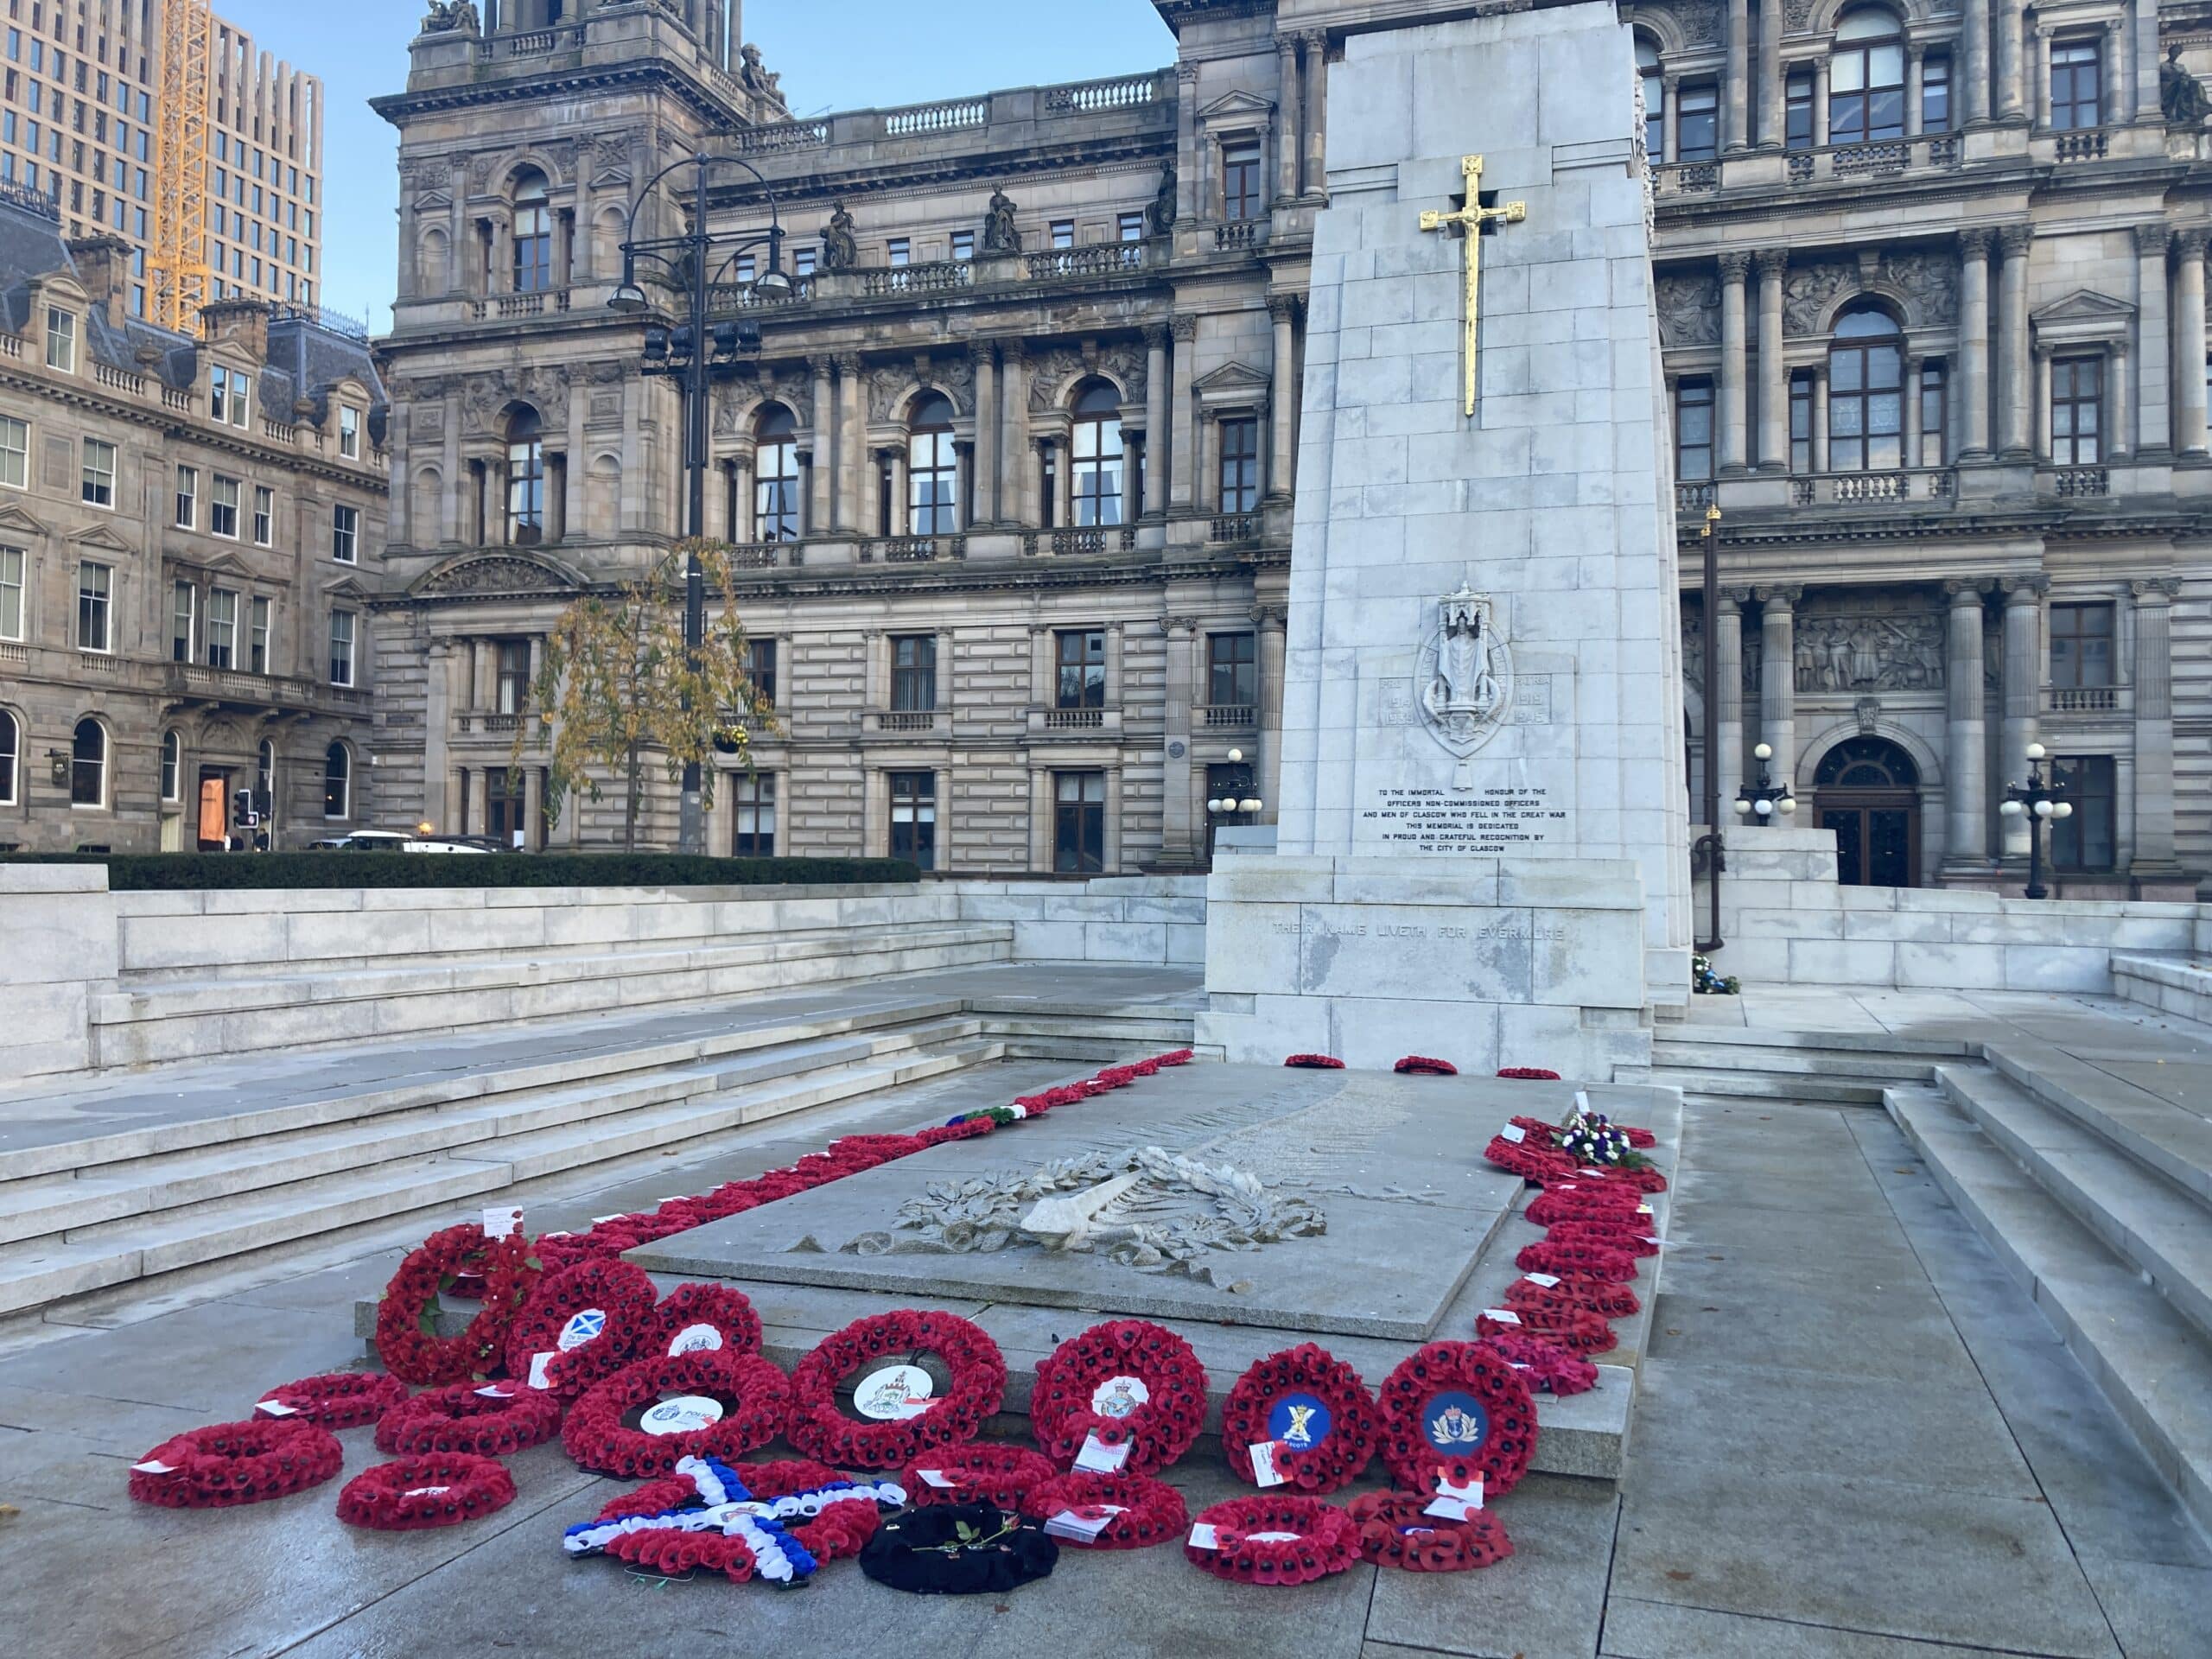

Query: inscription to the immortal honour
[[1358, 786, 1567, 853]]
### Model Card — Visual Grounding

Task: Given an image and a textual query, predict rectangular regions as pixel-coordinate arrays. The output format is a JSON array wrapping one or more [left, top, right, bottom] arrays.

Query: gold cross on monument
[[1419, 154, 1526, 417]]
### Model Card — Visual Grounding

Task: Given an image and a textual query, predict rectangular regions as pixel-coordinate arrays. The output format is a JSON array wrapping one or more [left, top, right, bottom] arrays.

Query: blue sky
[[213, 2, 1178, 333]]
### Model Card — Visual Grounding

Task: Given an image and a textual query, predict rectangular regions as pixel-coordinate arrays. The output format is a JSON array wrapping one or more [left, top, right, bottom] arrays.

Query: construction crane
[[149, 0, 213, 334]]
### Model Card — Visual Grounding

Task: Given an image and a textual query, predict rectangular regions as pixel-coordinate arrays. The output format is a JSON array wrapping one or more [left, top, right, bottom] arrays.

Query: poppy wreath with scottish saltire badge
[[1018, 1471, 1190, 1548], [127, 1418, 345, 1509], [1505, 1274, 1641, 1321], [1219, 1343, 1380, 1494], [254, 1370, 409, 1430], [786, 1309, 1007, 1470], [1283, 1053, 1347, 1070], [1031, 1319, 1208, 1475], [633, 1282, 764, 1360], [1516, 1237, 1639, 1283], [901, 1443, 1058, 1509], [335, 1453, 516, 1531], [1394, 1055, 1459, 1076], [1376, 1340, 1539, 1498], [1347, 1490, 1515, 1572], [563, 1351, 791, 1477], [1478, 1332, 1601, 1396], [502, 1258, 658, 1398], [1484, 1135, 1576, 1183], [1478, 1305, 1616, 1354], [1184, 1494, 1362, 1586], [1544, 1217, 1660, 1256], [374, 1224, 541, 1386], [374, 1379, 562, 1457]]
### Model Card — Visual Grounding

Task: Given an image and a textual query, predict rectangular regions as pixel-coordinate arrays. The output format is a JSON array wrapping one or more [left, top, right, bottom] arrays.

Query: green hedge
[[0, 853, 922, 892]]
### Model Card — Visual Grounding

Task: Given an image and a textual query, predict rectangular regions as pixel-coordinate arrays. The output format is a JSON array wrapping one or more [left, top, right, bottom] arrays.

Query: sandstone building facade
[[372, 0, 2212, 894]]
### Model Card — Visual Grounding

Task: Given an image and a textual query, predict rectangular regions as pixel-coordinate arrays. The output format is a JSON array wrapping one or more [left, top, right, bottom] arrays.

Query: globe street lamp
[[1732, 741, 1797, 826], [2000, 741, 2072, 900], [613, 152, 789, 855]]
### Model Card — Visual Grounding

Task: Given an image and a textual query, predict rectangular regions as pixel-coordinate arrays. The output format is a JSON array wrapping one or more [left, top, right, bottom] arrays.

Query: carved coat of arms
[[1417, 586, 1514, 785]]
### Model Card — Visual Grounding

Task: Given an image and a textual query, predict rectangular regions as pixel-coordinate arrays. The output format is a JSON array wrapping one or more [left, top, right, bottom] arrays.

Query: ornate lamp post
[[609, 152, 789, 855], [1732, 741, 1797, 826], [1999, 741, 2072, 900]]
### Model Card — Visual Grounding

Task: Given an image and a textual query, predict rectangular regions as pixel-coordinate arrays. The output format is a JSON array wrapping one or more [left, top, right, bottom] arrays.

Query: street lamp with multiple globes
[[1205, 748, 1264, 819], [1732, 741, 1797, 826], [1999, 741, 2073, 900], [609, 151, 790, 855]]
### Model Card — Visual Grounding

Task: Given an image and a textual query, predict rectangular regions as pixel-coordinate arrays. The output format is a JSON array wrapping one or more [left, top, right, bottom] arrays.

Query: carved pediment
[[175, 547, 253, 578], [323, 574, 376, 603], [68, 521, 135, 554], [1198, 88, 1276, 123], [414, 188, 454, 212], [413, 552, 581, 599], [0, 499, 50, 538], [1193, 359, 1271, 397], [2031, 289, 2135, 324]]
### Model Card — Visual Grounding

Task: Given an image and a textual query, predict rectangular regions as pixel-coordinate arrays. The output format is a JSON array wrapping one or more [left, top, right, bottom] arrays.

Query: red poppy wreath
[[1477, 1306, 1616, 1354], [900, 1443, 1058, 1509], [1219, 1343, 1379, 1495], [562, 1351, 791, 1478], [374, 1380, 563, 1458], [374, 1224, 541, 1386], [1031, 1319, 1207, 1475], [1019, 1471, 1190, 1549], [1283, 1053, 1346, 1070], [633, 1283, 764, 1362], [1539, 1175, 1648, 1210], [1347, 1491, 1514, 1572], [1394, 1055, 1459, 1077], [1375, 1340, 1540, 1498], [1516, 1237, 1639, 1283], [1544, 1217, 1660, 1257], [1496, 1066, 1562, 1081], [785, 1309, 1007, 1470], [1505, 1274, 1642, 1321], [254, 1370, 408, 1431], [1185, 1494, 1363, 1586], [502, 1258, 658, 1399], [336, 1453, 516, 1531], [1526, 1188, 1651, 1228], [1484, 1135, 1577, 1183], [128, 1418, 345, 1510], [1478, 1332, 1601, 1396]]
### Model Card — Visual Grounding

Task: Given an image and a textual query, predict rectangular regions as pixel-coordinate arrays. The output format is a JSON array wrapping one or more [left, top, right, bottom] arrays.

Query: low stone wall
[[1696, 828, 2199, 993], [949, 876, 1205, 965], [0, 865, 116, 1077], [2111, 953, 2212, 1023]]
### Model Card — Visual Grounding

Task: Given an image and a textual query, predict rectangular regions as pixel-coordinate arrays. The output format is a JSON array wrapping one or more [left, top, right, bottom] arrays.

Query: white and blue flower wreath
[[563, 1455, 906, 1585]]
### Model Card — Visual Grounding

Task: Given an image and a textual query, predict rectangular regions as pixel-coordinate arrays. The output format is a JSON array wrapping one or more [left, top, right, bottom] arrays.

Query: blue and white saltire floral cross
[[563, 1456, 906, 1585]]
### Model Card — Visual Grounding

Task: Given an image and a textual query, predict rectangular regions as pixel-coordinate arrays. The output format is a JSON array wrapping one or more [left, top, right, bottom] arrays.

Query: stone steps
[[1651, 1039, 1948, 1081], [1887, 1084, 2212, 1535], [1648, 1066, 1892, 1106], [1980, 1040, 2212, 1211]]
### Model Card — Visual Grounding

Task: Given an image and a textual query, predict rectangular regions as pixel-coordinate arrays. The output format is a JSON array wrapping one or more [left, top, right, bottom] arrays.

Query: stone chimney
[[66, 235, 133, 332], [200, 297, 272, 364]]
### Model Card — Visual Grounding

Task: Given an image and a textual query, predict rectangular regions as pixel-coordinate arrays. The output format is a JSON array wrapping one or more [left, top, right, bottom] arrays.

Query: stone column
[[2102, 20, 2125, 129], [966, 340, 998, 530], [423, 639, 454, 833], [2136, 223, 2172, 457], [1713, 592, 1745, 817], [1758, 587, 1800, 791], [1002, 344, 1033, 525], [1945, 581, 1989, 866], [1757, 251, 1787, 470], [888, 447, 909, 537], [1998, 225, 2033, 459], [807, 354, 834, 534], [1175, 63, 1200, 223], [1997, 0, 2025, 122], [728, 450, 753, 543], [1965, 0, 1993, 124], [1959, 230, 1993, 458], [1268, 298, 1298, 498], [1999, 575, 2044, 860], [2175, 231, 2209, 457], [1904, 353, 1923, 464], [1726, 0, 1751, 152], [1809, 366, 1829, 470], [1143, 323, 1172, 518], [1758, 0, 1784, 149], [1301, 33, 1330, 198], [1719, 252, 1750, 474], [2033, 348, 2053, 460], [2131, 577, 2183, 874], [2134, 0, 2163, 122], [1255, 605, 1287, 817], [1906, 47, 1925, 137], [1813, 61, 1831, 146], [2033, 27, 2053, 127], [2112, 341, 2134, 458], [1028, 765, 1052, 872], [1275, 35, 1301, 201], [469, 768, 491, 837], [1160, 616, 1198, 866], [1170, 316, 1198, 511], [835, 354, 863, 534]]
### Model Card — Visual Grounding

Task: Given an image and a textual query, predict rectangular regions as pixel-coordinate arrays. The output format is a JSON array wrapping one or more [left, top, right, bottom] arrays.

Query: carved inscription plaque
[[1357, 786, 1568, 853]]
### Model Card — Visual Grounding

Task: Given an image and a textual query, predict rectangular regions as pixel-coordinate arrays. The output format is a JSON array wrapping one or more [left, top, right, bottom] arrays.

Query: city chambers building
[[371, 0, 2212, 896]]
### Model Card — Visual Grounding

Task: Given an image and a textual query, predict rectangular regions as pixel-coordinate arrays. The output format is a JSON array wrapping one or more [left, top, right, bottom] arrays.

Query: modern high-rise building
[[0, 0, 324, 328]]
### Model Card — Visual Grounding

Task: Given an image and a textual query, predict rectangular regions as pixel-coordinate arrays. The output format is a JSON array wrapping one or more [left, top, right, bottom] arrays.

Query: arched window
[[1831, 10, 1905, 145], [71, 717, 105, 808], [160, 729, 181, 802], [1071, 382, 1125, 528], [1637, 40, 1664, 158], [907, 393, 958, 535], [0, 709, 16, 804], [257, 738, 276, 816], [1827, 305, 1904, 472], [323, 742, 352, 821], [505, 406, 545, 546], [753, 405, 801, 541], [1815, 735, 1920, 789], [512, 169, 553, 295]]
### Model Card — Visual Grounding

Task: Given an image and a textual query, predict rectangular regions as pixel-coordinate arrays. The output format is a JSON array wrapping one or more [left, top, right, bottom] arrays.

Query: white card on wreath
[[482, 1205, 524, 1239], [1482, 1307, 1522, 1326], [1249, 1440, 1287, 1488], [916, 1469, 956, 1490], [1187, 1522, 1221, 1549], [1044, 1508, 1117, 1543], [526, 1351, 556, 1390], [1425, 1475, 1485, 1520], [252, 1399, 298, 1417], [1073, 1433, 1132, 1474], [1498, 1123, 1527, 1144], [1524, 1273, 1561, 1288], [130, 1459, 178, 1475]]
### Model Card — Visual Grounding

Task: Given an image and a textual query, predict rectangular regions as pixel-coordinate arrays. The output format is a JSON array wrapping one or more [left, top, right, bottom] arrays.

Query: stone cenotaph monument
[[1198, 2, 1691, 1077]]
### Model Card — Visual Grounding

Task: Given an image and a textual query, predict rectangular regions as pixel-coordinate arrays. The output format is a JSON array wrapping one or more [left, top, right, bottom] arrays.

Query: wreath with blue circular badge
[[1376, 1340, 1539, 1498], [786, 1310, 1007, 1470], [503, 1258, 658, 1399], [1219, 1343, 1379, 1494], [1030, 1319, 1207, 1475]]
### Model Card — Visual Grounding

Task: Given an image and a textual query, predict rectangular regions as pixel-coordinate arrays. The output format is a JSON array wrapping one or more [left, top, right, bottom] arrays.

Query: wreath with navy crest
[[1375, 1340, 1539, 1498], [1218, 1343, 1379, 1494], [1030, 1319, 1207, 1475]]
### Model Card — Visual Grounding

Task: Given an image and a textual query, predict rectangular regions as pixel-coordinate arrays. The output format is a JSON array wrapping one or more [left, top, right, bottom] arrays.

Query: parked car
[[308, 830, 492, 855]]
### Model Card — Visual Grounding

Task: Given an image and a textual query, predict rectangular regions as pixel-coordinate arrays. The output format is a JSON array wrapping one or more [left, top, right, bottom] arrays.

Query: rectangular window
[[174, 463, 196, 528], [1217, 416, 1260, 512], [0, 546, 22, 640], [2050, 754, 2115, 872], [339, 405, 359, 459], [205, 587, 235, 669], [1922, 54, 1951, 133], [889, 770, 936, 871], [209, 474, 238, 538], [250, 595, 270, 674], [1052, 219, 1075, 250], [794, 247, 817, 276], [1055, 628, 1107, 709], [890, 633, 937, 712], [1786, 73, 1815, 152], [2050, 40, 2101, 130], [1789, 372, 1814, 473], [76, 559, 111, 651], [252, 484, 273, 545], [2051, 355, 2102, 465], [0, 416, 26, 487], [331, 502, 359, 563], [43, 303, 73, 370], [1119, 212, 1146, 242], [495, 639, 530, 715], [208, 363, 248, 427], [1919, 360, 1948, 466], [1053, 770, 1107, 874], [1193, 628, 1254, 715], [1675, 378, 1714, 482], [2049, 602, 2114, 690], [887, 237, 910, 267], [731, 773, 776, 856], [80, 436, 114, 505], [169, 577, 193, 661], [746, 638, 778, 707], [1223, 141, 1263, 219], [1677, 84, 1719, 161], [950, 229, 974, 262], [328, 608, 355, 686]]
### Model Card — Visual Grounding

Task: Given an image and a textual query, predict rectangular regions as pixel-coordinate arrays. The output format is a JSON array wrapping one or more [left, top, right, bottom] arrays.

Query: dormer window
[[44, 304, 75, 372], [339, 404, 359, 460], [209, 365, 250, 428]]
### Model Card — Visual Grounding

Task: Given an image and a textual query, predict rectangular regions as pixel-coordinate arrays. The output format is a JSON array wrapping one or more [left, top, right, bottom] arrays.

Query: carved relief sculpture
[[420, 1, 479, 35], [2164, 46, 2212, 126], [1790, 614, 1946, 692], [1655, 272, 1720, 346], [982, 188, 1023, 255], [1417, 586, 1515, 786]]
